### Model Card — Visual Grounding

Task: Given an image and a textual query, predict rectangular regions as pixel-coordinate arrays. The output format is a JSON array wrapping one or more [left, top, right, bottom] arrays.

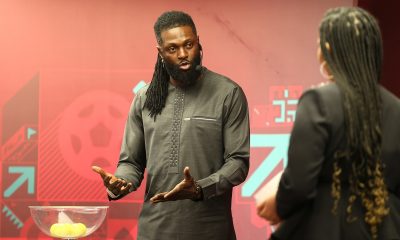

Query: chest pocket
[[183, 116, 222, 141], [184, 116, 220, 128]]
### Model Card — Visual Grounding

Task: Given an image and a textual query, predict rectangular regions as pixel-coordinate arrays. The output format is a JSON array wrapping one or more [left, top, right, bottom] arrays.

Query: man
[[93, 11, 250, 240]]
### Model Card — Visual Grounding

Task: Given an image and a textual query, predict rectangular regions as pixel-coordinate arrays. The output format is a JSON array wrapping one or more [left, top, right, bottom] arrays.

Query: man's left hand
[[150, 167, 202, 203]]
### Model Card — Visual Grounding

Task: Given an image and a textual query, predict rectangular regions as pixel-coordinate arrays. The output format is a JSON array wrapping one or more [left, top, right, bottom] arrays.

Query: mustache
[[179, 60, 190, 65], [163, 53, 202, 87]]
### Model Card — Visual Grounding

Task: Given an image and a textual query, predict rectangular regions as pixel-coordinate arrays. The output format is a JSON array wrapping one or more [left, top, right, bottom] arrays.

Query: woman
[[257, 7, 400, 240]]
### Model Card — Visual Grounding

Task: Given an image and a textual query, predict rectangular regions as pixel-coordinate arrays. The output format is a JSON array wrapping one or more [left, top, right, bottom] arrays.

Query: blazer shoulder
[[300, 83, 341, 108], [304, 83, 340, 98], [380, 86, 400, 108]]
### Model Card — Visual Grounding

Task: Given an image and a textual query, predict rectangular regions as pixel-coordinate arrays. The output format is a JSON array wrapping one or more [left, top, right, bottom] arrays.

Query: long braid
[[144, 54, 170, 119], [321, 7, 389, 239]]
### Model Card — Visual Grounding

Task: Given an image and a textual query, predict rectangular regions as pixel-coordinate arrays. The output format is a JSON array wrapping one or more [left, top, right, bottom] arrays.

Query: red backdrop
[[1, 0, 356, 239]]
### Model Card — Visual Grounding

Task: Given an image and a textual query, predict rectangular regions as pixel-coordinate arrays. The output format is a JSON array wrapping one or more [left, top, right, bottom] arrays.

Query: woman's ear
[[317, 45, 324, 64], [324, 42, 331, 52]]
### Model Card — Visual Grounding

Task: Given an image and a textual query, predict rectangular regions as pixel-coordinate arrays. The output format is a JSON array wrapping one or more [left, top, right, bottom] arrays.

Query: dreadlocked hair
[[320, 7, 389, 239], [144, 54, 170, 120], [144, 11, 197, 120]]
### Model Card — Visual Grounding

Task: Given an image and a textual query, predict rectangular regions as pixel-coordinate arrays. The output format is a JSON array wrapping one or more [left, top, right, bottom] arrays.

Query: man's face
[[158, 25, 201, 87]]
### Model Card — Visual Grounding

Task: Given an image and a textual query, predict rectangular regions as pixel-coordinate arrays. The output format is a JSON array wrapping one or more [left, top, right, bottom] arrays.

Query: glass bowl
[[29, 206, 108, 239]]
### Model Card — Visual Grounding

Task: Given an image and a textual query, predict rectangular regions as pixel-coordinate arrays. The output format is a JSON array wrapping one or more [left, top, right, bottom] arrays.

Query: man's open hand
[[92, 166, 132, 197], [150, 167, 201, 203]]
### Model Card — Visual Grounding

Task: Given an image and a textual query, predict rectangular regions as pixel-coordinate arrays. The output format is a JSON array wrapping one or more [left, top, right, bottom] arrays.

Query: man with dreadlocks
[[257, 7, 400, 240], [92, 10, 249, 239]]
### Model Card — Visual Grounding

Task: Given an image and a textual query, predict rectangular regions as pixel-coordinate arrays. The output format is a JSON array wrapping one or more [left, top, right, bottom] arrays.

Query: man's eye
[[186, 43, 193, 48], [168, 47, 176, 52]]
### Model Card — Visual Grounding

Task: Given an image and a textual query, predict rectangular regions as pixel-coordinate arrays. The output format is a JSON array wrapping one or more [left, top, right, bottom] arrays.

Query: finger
[[150, 193, 166, 203], [111, 183, 124, 196], [259, 209, 269, 220], [151, 198, 166, 203], [109, 183, 124, 196], [150, 193, 161, 202], [92, 166, 107, 179], [269, 215, 281, 225], [256, 204, 266, 216], [163, 185, 181, 199], [183, 166, 192, 181], [109, 179, 123, 189], [104, 175, 112, 187], [257, 203, 272, 219], [270, 219, 280, 226], [120, 183, 132, 195], [118, 181, 128, 192]]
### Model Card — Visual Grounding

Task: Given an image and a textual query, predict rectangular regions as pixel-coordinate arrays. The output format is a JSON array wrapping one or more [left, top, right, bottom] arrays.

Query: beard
[[163, 51, 202, 87]]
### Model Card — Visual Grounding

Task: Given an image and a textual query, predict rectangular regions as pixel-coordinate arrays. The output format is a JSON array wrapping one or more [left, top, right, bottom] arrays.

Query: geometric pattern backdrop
[[0, 0, 354, 239]]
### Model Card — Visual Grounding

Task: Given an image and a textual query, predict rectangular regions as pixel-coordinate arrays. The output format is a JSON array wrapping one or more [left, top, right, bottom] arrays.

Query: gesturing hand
[[92, 166, 132, 197], [150, 167, 202, 203], [256, 196, 282, 225], [255, 172, 283, 226]]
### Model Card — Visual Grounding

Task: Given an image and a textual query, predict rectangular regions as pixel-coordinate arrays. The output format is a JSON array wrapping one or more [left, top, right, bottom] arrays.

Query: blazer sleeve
[[276, 88, 331, 219]]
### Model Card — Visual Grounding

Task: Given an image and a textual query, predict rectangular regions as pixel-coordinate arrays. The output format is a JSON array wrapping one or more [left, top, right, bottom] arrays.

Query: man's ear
[[156, 46, 163, 60], [197, 36, 202, 51]]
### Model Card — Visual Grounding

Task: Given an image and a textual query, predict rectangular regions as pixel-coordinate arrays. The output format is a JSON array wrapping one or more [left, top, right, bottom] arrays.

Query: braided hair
[[320, 7, 389, 239], [144, 11, 198, 119]]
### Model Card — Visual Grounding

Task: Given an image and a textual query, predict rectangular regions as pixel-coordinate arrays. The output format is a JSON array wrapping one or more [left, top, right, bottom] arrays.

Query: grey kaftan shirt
[[114, 67, 250, 240]]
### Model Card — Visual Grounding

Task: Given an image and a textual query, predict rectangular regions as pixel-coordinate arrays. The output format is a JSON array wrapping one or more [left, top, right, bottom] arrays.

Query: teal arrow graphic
[[26, 128, 37, 140], [3, 166, 35, 198], [133, 80, 146, 94], [241, 134, 290, 197]]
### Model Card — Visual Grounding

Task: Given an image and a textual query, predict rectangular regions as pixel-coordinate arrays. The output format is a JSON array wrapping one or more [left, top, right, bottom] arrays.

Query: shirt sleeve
[[276, 88, 330, 218], [197, 86, 250, 199], [113, 89, 147, 197]]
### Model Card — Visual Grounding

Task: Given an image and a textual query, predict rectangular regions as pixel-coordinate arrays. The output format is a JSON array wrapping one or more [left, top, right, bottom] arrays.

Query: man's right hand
[[92, 166, 132, 197]]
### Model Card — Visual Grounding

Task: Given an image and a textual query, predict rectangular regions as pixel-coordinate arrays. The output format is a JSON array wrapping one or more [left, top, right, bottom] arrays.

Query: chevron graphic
[[2, 205, 24, 229]]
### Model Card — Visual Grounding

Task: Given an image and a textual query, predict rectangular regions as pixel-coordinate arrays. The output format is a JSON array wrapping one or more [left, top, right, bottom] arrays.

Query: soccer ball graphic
[[58, 90, 130, 180]]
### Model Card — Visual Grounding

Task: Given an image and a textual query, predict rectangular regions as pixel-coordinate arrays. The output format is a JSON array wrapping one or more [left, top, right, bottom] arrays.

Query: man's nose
[[177, 47, 188, 59]]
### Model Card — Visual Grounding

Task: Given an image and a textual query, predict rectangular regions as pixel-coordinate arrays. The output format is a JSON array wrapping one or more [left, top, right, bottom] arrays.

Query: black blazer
[[272, 83, 400, 240]]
